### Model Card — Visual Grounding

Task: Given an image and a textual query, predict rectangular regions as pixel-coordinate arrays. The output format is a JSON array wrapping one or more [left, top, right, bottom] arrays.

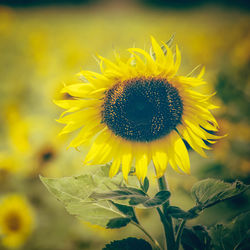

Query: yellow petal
[[59, 121, 84, 135], [135, 145, 150, 182], [54, 99, 100, 112], [109, 157, 121, 178], [128, 47, 156, 72], [170, 44, 181, 76], [151, 36, 165, 63], [121, 143, 133, 181], [161, 42, 174, 75], [84, 129, 113, 164], [98, 55, 122, 76], [152, 141, 169, 178], [197, 66, 205, 79], [174, 76, 206, 87], [184, 119, 208, 140], [57, 108, 98, 124], [169, 131, 190, 174], [68, 124, 104, 148], [127, 49, 146, 69], [61, 83, 95, 97]]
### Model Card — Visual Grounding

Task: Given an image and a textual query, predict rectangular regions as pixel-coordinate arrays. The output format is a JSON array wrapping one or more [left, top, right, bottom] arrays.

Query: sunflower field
[[0, 0, 249, 249]]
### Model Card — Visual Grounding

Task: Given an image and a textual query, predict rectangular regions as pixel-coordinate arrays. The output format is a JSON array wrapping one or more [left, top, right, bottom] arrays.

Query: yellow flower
[[0, 153, 19, 182], [5, 106, 31, 154], [0, 194, 34, 249], [55, 37, 221, 181]]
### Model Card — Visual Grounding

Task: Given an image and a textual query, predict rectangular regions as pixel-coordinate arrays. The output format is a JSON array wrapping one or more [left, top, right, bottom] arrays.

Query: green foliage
[[129, 196, 149, 206], [91, 181, 170, 208], [141, 177, 150, 193], [178, 179, 249, 249], [40, 166, 140, 227], [93, 188, 170, 208], [181, 225, 211, 250], [41, 167, 249, 250], [209, 211, 250, 250], [110, 201, 139, 223], [191, 179, 249, 209], [103, 237, 152, 250], [179, 209, 250, 250], [167, 206, 198, 220], [142, 191, 171, 208], [90, 187, 147, 201], [106, 217, 131, 229]]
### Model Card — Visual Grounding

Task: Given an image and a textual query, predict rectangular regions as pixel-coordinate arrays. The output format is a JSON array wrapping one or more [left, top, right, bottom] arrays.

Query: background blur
[[0, 0, 249, 249]]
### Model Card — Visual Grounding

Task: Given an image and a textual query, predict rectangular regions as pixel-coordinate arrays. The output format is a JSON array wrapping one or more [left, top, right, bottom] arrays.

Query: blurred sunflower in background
[[0, 194, 34, 249], [0, 154, 19, 183], [56, 37, 221, 181]]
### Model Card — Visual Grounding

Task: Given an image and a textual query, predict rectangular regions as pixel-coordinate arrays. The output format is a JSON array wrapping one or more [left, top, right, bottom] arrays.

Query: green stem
[[158, 176, 170, 206], [157, 175, 175, 250], [156, 207, 173, 250], [175, 219, 186, 250], [131, 221, 162, 250]]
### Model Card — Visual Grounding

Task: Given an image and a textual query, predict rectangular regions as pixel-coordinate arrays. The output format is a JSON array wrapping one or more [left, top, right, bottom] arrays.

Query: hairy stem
[[175, 219, 186, 250], [156, 207, 174, 250], [157, 175, 175, 250]]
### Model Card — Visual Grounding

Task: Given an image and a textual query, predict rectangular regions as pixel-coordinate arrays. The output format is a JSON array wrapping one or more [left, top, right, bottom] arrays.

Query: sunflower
[[55, 37, 221, 181], [0, 194, 34, 248], [0, 153, 19, 182]]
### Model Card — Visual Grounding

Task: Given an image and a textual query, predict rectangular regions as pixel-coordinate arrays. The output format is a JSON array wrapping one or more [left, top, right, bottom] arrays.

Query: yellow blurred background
[[0, 0, 249, 249]]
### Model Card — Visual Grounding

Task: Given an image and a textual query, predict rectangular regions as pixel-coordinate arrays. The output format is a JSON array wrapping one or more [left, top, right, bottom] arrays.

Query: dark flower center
[[42, 151, 54, 162], [5, 212, 21, 232], [102, 77, 183, 142], [39, 147, 55, 164]]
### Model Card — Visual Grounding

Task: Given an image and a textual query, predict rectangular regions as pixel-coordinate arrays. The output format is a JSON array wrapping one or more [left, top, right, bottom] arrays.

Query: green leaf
[[181, 225, 211, 250], [67, 200, 123, 227], [103, 237, 152, 250], [141, 177, 149, 193], [143, 191, 170, 208], [228, 212, 250, 249], [167, 206, 188, 219], [40, 174, 96, 202], [129, 196, 149, 206], [191, 179, 249, 209], [90, 187, 147, 201], [120, 187, 147, 196], [106, 217, 131, 229], [40, 172, 128, 227], [92, 188, 170, 208], [167, 206, 198, 220], [40, 165, 145, 227], [209, 211, 250, 250], [90, 190, 135, 200], [192, 225, 211, 250], [209, 224, 229, 250], [110, 201, 138, 223]]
